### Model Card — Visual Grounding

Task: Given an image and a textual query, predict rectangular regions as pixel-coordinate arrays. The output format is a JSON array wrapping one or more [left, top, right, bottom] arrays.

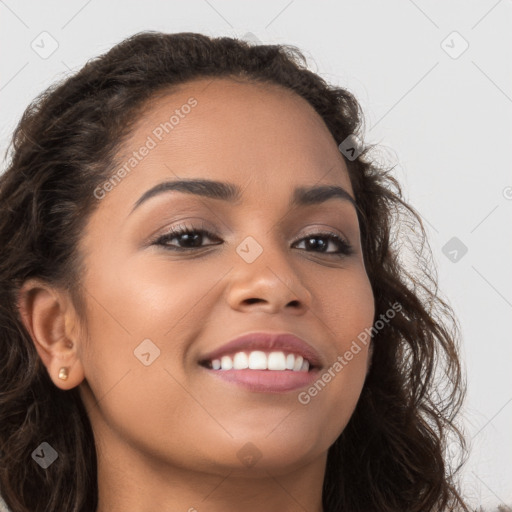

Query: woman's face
[[75, 77, 375, 477]]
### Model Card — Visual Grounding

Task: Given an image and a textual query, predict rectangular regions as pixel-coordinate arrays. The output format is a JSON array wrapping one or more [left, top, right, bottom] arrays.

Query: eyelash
[[152, 223, 355, 257]]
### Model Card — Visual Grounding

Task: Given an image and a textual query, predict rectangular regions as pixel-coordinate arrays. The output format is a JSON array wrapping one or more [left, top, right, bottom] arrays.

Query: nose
[[226, 241, 312, 315]]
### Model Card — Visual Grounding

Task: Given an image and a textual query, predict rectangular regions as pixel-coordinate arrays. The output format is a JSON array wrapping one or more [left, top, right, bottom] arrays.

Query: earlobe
[[17, 278, 85, 390]]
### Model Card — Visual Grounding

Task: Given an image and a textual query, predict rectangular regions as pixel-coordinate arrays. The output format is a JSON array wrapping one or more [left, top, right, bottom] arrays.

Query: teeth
[[233, 352, 249, 370], [248, 350, 267, 370], [267, 351, 286, 370], [292, 355, 303, 371], [208, 351, 311, 372], [220, 356, 233, 370]]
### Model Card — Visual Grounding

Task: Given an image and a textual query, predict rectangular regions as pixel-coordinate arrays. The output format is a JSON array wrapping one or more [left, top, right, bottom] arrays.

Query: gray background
[[1, 1, 511, 510]]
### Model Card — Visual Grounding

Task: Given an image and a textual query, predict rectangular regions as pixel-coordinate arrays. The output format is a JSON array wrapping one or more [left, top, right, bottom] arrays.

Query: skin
[[19, 77, 375, 512]]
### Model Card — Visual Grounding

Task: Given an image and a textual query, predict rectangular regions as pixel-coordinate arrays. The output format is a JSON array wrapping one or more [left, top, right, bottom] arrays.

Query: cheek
[[297, 266, 374, 433], [77, 255, 228, 433], [318, 263, 375, 347], [82, 251, 227, 342], [77, 282, 197, 460]]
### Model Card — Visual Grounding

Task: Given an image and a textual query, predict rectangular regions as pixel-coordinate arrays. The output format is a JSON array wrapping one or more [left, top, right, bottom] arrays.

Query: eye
[[152, 223, 221, 250], [292, 231, 354, 256], [152, 223, 354, 257]]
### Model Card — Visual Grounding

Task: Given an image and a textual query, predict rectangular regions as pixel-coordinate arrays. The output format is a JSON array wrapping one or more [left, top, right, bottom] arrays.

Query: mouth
[[199, 350, 316, 372], [197, 332, 324, 393], [198, 348, 322, 393]]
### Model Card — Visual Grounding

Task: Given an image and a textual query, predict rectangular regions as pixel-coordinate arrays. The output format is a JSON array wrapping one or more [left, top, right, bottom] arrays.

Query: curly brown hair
[[0, 31, 470, 511]]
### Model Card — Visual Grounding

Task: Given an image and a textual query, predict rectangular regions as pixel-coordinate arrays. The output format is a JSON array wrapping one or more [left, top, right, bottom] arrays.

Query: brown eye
[[153, 226, 221, 250], [293, 232, 354, 256]]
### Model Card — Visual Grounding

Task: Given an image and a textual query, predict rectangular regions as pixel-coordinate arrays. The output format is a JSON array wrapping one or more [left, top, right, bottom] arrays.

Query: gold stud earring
[[58, 367, 69, 380]]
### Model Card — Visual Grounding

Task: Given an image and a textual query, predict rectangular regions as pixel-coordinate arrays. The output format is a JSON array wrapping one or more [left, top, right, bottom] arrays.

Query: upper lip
[[198, 332, 324, 369]]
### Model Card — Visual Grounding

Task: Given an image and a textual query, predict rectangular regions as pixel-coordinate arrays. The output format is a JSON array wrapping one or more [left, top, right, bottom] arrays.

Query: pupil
[[182, 233, 201, 247], [307, 237, 325, 251]]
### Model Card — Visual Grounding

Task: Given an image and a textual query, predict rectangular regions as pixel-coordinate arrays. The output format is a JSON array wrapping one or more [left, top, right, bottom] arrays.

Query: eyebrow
[[129, 178, 357, 215]]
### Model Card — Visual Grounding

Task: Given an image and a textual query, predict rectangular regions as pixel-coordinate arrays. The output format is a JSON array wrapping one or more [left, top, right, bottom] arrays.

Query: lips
[[197, 331, 324, 370]]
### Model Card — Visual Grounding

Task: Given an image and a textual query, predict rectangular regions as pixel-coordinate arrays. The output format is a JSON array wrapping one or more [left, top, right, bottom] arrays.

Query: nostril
[[244, 298, 263, 305]]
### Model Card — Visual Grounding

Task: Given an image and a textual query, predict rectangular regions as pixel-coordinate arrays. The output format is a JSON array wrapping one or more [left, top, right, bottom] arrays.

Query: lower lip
[[200, 366, 320, 393]]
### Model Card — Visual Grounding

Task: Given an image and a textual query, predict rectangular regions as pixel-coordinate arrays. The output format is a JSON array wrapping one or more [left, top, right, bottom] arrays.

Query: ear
[[17, 278, 85, 390]]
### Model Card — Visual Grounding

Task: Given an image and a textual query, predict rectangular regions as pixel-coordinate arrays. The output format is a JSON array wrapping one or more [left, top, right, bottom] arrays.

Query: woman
[[0, 31, 469, 511]]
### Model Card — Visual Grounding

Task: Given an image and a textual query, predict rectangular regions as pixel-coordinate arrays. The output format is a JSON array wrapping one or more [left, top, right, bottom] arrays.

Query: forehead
[[131, 76, 332, 146], [105, 77, 353, 212]]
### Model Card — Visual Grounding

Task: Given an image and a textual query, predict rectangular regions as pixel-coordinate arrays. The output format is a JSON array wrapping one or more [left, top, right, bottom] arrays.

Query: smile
[[201, 350, 312, 372], [199, 350, 322, 393]]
